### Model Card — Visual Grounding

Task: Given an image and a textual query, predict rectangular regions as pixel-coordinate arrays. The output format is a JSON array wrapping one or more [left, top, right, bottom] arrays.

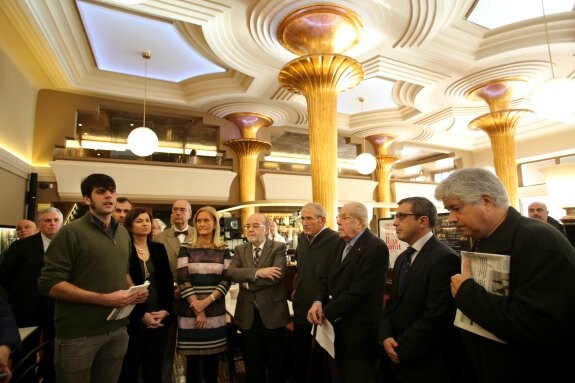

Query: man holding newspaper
[[435, 168, 575, 383]]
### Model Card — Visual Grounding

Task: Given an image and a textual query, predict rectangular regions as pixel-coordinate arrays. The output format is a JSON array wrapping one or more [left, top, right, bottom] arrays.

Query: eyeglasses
[[336, 215, 357, 221], [301, 216, 319, 222], [243, 224, 267, 230], [394, 212, 420, 220]]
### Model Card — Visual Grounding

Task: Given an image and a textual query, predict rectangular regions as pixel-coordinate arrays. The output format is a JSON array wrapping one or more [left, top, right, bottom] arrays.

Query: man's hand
[[0, 345, 13, 383], [103, 289, 149, 307], [307, 302, 323, 325], [451, 258, 473, 297], [255, 267, 282, 280], [381, 337, 400, 364]]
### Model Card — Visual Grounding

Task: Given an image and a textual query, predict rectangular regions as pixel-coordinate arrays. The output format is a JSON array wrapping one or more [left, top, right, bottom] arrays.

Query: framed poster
[[433, 213, 472, 255], [378, 218, 408, 268]]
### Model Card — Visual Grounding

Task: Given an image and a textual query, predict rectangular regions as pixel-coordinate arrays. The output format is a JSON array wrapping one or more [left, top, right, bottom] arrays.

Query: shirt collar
[[40, 232, 51, 252], [410, 231, 433, 252], [347, 228, 367, 247]]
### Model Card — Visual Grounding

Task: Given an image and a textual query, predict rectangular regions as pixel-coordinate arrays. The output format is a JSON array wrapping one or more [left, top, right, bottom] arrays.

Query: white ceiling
[[1, 0, 574, 165]]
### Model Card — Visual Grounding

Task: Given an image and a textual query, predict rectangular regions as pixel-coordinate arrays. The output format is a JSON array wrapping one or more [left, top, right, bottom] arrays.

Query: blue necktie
[[341, 243, 352, 263], [397, 247, 416, 292]]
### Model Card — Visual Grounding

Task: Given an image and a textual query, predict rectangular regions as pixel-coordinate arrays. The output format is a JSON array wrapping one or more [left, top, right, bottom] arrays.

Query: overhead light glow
[[77, 1, 226, 82]]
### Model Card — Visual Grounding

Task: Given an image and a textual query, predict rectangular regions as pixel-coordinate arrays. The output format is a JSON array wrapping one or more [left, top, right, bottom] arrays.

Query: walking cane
[[306, 324, 318, 383]]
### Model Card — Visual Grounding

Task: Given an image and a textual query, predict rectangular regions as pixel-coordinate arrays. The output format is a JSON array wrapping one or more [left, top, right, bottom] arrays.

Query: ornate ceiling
[[1, 0, 573, 167]]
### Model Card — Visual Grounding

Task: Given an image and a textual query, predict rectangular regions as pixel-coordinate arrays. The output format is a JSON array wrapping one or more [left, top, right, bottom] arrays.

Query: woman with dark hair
[[119, 208, 174, 383], [177, 206, 231, 383]]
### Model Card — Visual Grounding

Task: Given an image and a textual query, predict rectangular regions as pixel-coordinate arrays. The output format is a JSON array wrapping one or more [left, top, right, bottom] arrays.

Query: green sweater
[[38, 213, 131, 338]]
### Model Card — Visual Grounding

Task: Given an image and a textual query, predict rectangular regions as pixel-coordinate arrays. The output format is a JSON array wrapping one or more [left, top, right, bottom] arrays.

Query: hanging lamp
[[127, 51, 158, 157]]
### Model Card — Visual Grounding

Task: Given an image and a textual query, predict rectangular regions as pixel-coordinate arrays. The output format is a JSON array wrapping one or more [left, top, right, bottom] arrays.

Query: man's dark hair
[[397, 196, 438, 228], [116, 196, 132, 205], [80, 174, 116, 197]]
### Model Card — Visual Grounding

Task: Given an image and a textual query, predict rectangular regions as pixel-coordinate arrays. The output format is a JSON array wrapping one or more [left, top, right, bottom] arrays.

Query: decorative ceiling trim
[[363, 55, 449, 85], [445, 61, 551, 102], [392, 81, 423, 108], [394, 0, 472, 48], [96, 0, 231, 25], [477, 12, 575, 59], [208, 102, 290, 126]]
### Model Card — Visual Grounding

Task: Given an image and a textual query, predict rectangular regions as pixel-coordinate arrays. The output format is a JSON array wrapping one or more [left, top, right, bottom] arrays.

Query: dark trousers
[[331, 356, 381, 383], [186, 353, 220, 383], [242, 308, 286, 383], [161, 319, 177, 383], [293, 322, 332, 383], [119, 323, 169, 383]]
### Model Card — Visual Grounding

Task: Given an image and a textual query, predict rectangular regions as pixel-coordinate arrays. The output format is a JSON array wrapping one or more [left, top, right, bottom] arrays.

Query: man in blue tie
[[308, 202, 389, 383], [379, 197, 460, 382]]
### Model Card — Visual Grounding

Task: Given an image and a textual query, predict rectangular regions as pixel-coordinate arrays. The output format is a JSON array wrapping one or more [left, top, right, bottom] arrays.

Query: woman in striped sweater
[[177, 206, 231, 383]]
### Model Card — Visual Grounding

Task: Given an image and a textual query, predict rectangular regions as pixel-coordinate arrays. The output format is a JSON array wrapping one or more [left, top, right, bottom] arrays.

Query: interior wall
[[33, 89, 241, 167], [0, 167, 26, 226], [0, 47, 38, 162]]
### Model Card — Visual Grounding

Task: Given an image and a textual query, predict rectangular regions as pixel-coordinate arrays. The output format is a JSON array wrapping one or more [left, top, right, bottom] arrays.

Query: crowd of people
[[0, 168, 574, 383]]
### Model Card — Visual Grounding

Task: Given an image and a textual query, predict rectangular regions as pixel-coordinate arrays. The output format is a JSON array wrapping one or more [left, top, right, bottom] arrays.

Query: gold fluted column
[[367, 134, 397, 218], [466, 79, 532, 208], [277, 5, 364, 227], [224, 113, 272, 228]]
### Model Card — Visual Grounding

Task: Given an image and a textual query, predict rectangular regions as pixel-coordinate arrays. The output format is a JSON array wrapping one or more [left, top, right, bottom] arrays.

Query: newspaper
[[454, 251, 510, 344]]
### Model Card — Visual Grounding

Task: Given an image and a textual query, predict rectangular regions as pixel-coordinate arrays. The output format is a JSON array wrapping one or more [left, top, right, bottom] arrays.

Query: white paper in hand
[[313, 318, 335, 358], [107, 281, 150, 321]]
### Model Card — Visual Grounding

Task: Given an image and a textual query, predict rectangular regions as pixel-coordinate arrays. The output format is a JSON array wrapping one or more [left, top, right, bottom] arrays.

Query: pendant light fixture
[[531, 0, 575, 122], [127, 51, 158, 157]]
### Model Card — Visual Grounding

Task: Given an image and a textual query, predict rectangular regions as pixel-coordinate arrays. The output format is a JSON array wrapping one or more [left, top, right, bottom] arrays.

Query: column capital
[[225, 112, 273, 139], [366, 134, 397, 156]]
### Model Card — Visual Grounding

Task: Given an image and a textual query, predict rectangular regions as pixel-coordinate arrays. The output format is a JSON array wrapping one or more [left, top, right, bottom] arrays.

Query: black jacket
[[292, 227, 339, 324], [456, 207, 575, 383]]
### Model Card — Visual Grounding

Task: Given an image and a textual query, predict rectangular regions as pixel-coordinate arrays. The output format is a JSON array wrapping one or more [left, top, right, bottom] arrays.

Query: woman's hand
[[191, 297, 211, 314], [195, 311, 207, 329], [142, 312, 165, 329]]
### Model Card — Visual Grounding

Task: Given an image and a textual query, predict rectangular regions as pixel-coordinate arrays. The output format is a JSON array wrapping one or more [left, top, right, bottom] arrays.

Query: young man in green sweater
[[39, 173, 148, 383]]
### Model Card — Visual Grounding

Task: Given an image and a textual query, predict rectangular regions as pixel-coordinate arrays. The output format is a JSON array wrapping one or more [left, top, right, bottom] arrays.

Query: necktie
[[341, 243, 352, 263], [253, 247, 261, 266], [397, 247, 416, 293], [175, 230, 188, 236]]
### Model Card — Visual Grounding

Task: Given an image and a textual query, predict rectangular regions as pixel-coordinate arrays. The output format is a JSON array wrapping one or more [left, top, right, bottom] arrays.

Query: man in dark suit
[[223, 213, 291, 383], [154, 199, 193, 383], [0, 207, 63, 383], [292, 202, 339, 383], [379, 197, 461, 382], [308, 202, 389, 383]]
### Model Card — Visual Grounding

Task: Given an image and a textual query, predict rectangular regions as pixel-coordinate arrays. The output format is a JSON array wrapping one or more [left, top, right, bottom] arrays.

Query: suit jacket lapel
[[166, 229, 181, 256]]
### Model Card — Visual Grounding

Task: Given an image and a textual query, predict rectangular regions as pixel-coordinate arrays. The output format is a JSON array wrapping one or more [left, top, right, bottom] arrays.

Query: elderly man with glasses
[[308, 202, 389, 383], [223, 213, 290, 383]]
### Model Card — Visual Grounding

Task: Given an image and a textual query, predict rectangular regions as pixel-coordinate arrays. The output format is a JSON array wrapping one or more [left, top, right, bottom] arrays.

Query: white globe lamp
[[127, 127, 158, 157], [354, 153, 377, 175]]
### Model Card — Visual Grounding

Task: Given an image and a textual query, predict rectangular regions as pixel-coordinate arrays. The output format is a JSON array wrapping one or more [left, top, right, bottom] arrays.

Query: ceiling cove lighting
[[531, 0, 575, 122], [77, 0, 225, 82], [127, 52, 158, 157]]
